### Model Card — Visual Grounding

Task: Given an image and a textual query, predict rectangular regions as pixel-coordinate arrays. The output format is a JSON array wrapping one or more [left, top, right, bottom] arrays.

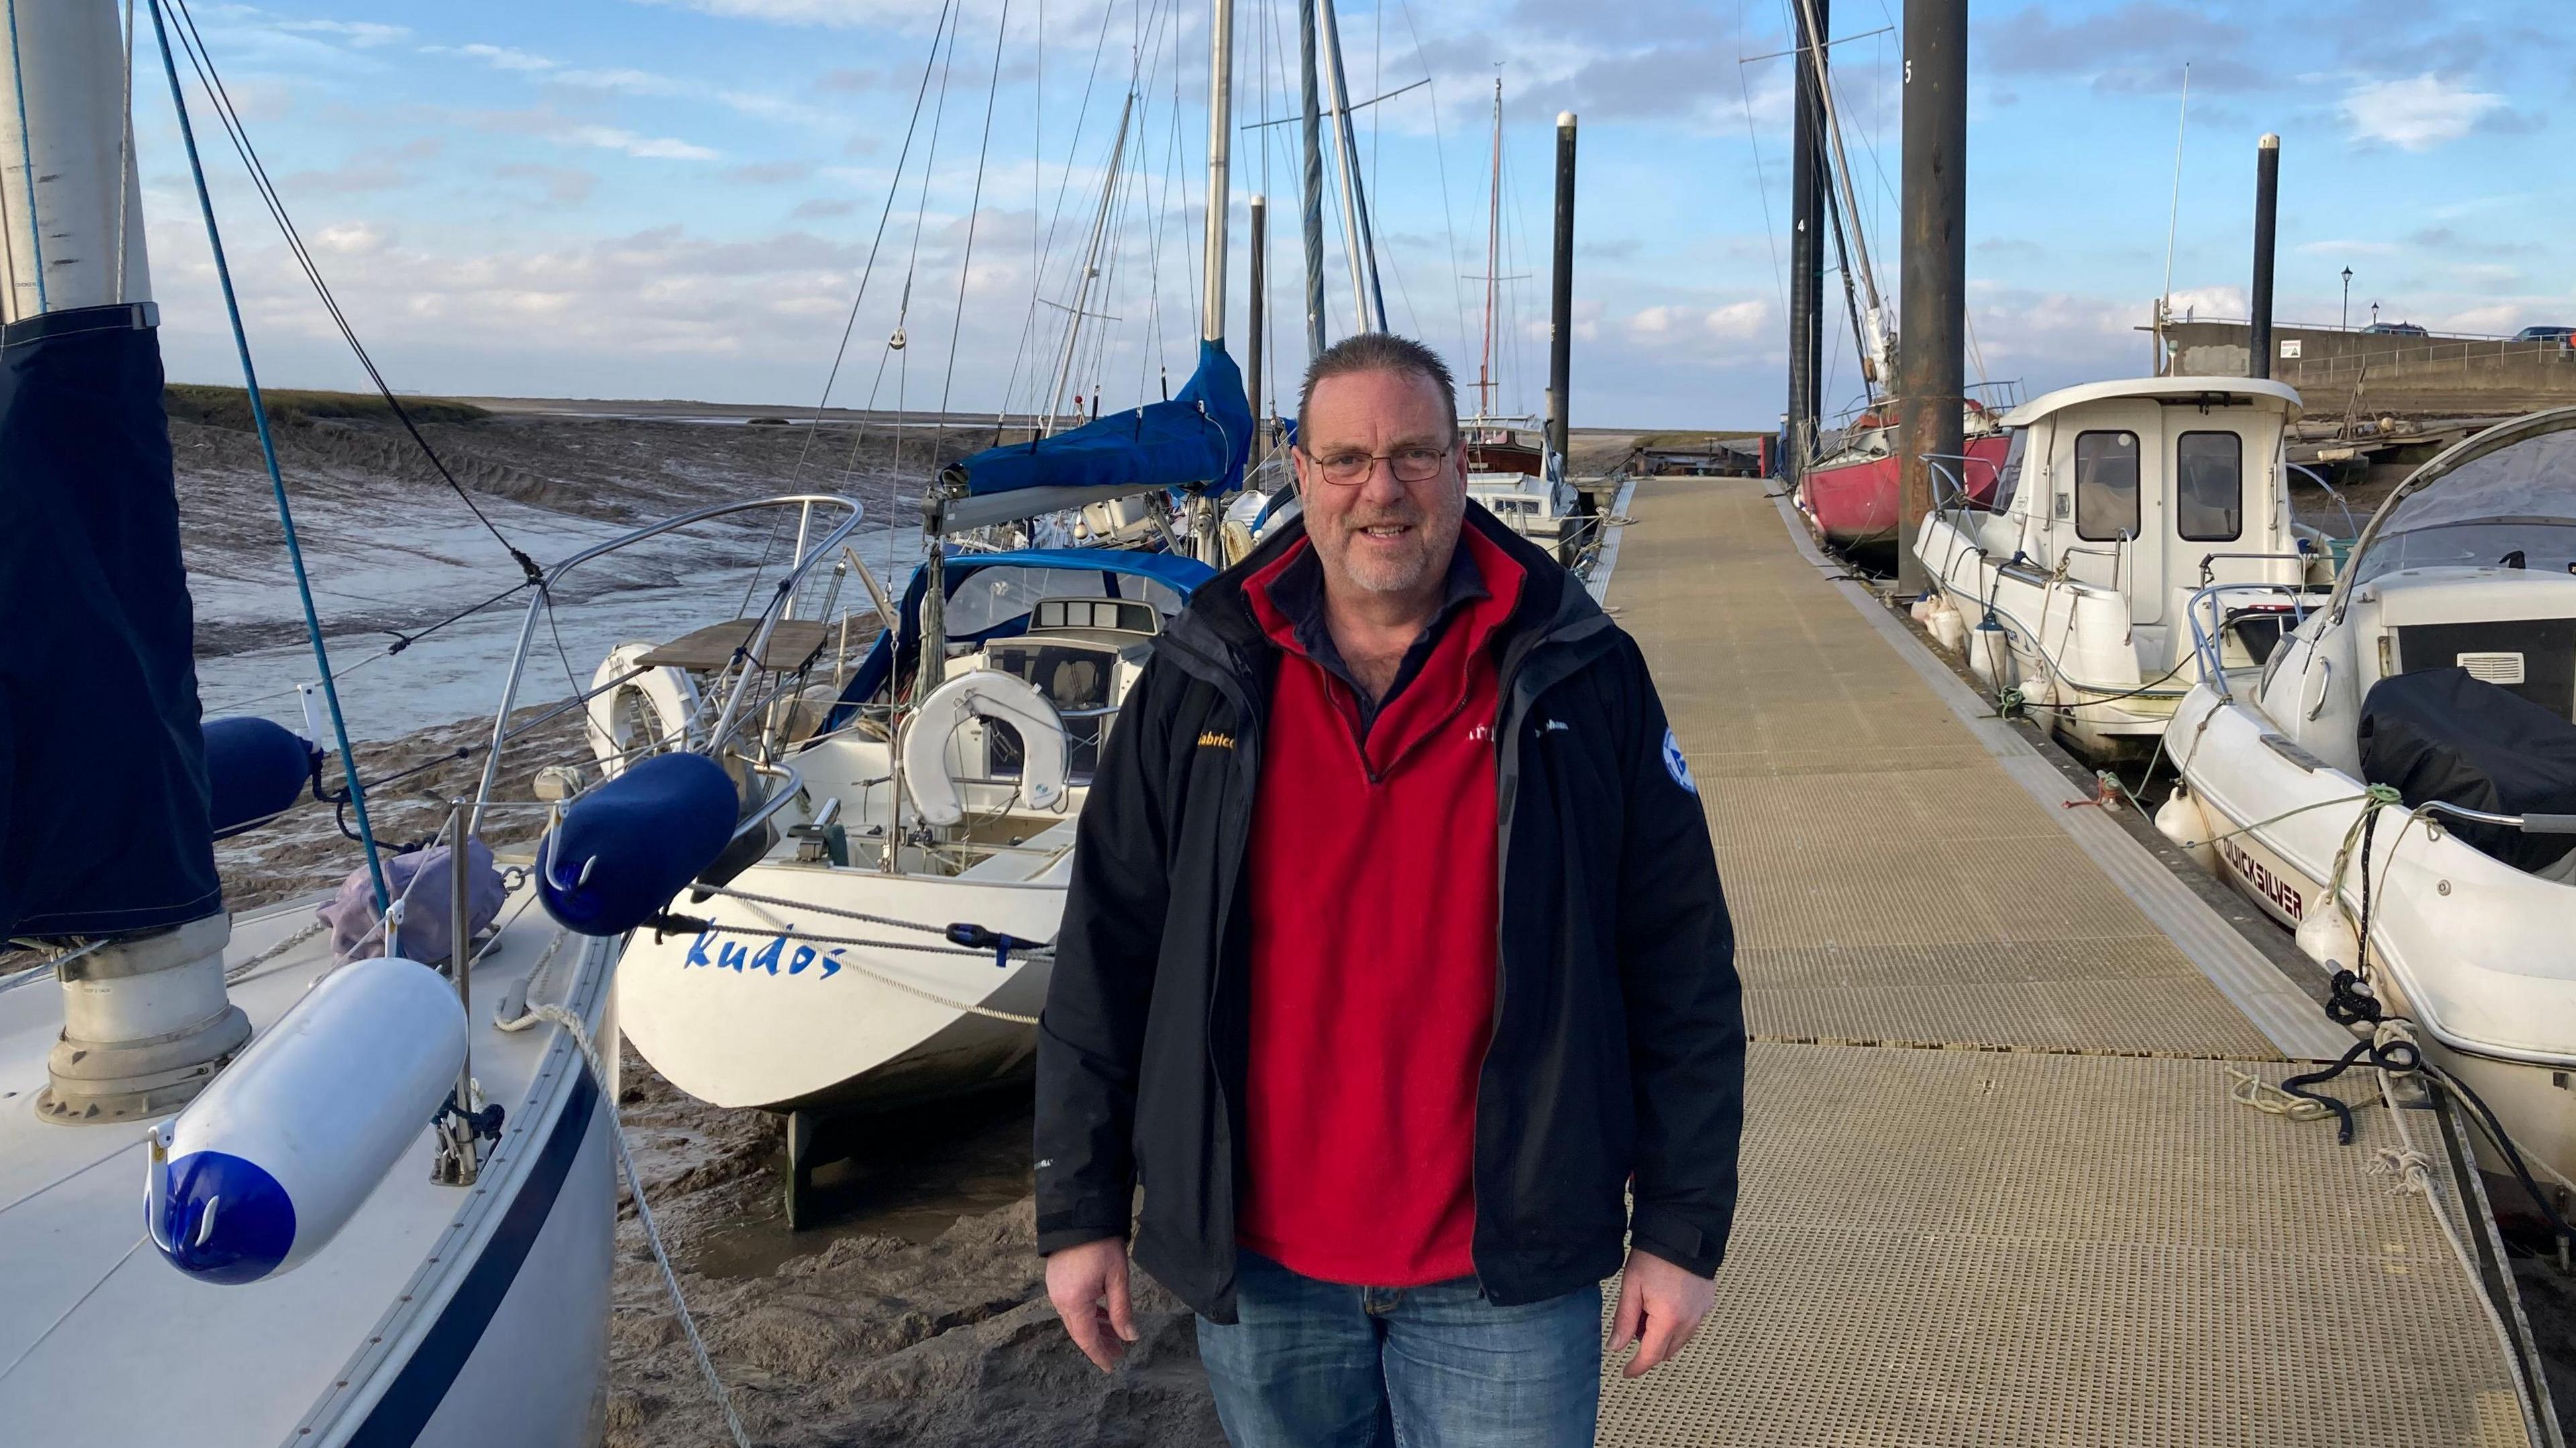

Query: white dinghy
[[1911, 376, 2334, 760], [2163, 407, 2576, 1192]]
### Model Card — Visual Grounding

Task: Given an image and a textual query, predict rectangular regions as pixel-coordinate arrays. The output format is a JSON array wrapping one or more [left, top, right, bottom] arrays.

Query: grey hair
[[1295, 332, 1461, 447]]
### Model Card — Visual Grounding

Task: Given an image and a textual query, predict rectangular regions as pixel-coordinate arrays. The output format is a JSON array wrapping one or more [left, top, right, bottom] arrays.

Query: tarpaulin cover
[[318, 836, 504, 964], [2359, 666, 2576, 874], [0, 306, 221, 938], [943, 339, 1252, 507]]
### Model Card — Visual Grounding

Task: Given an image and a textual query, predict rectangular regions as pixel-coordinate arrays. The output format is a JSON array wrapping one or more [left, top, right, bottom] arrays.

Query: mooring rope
[[491, 941, 752, 1448]]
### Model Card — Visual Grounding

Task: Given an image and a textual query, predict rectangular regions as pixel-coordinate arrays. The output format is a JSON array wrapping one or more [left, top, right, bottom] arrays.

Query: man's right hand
[[1044, 1237, 1140, 1372]]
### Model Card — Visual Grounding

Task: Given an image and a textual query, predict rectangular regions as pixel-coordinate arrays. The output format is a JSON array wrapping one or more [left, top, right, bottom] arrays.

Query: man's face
[[1293, 368, 1467, 599]]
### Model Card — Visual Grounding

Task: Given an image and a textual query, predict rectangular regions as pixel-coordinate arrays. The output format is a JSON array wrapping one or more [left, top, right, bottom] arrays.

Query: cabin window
[[1990, 429, 2029, 514], [2176, 431, 2243, 541], [2074, 430, 2140, 541]]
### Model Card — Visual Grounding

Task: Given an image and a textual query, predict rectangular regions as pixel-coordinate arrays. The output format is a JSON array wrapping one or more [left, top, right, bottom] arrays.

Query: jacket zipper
[[1470, 602, 1615, 1276]]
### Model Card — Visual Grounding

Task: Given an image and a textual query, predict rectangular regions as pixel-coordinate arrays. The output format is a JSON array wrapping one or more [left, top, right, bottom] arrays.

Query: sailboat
[[1454, 80, 1589, 566], [0, 4, 651, 1441], [604, 0, 1254, 1227]]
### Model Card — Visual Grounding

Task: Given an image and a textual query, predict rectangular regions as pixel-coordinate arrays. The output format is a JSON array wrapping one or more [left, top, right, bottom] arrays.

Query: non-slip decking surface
[[1595, 479, 2524, 1447]]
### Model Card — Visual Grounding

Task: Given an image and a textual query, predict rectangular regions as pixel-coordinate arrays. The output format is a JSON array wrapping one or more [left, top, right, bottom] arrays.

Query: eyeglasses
[[1299, 445, 1452, 486]]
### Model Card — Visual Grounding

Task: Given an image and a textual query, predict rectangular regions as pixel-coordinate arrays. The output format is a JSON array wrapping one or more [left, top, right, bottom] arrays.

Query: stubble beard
[[1324, 491, 1464, 597]]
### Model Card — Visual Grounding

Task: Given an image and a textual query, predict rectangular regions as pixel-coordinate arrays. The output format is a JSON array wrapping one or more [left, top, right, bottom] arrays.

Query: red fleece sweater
[[1235, 529, 1526, 1286]]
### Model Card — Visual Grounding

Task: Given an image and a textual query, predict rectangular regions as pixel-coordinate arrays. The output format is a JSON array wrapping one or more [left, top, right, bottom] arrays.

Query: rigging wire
[[162, 0, 541, 586], [147, 0, 388, 910], [937, 0, 1014, 418], [794, 0, 961, 482], [1734, 0, 1792, 327], [1000, 0, 1118, 428], [1393, 0, 1471, 366]]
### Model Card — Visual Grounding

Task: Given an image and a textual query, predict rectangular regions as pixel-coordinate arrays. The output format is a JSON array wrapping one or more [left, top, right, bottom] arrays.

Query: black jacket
[[1034, 505, 1741, 1323]]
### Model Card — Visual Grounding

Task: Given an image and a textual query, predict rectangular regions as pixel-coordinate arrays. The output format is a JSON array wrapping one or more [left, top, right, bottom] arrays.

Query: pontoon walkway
[[1593, 478, 2545, 1447]]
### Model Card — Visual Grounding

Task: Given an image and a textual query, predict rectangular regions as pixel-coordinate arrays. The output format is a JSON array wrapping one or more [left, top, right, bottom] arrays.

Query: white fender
[[900, 669, 1069, 827], [2295, 909, 2363, 975], [587, 642, 702, 776], [148, 958, 466, 1283], [1927, 596, 1968, 654], [2154, 786, 2218, 873], [1967, 617, 2015, 694]]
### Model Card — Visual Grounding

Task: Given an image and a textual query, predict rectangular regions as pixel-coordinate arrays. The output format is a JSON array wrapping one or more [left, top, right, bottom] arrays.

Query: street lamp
[[2341, 267, 2353, 329], [2371, 300, 2381, 327]]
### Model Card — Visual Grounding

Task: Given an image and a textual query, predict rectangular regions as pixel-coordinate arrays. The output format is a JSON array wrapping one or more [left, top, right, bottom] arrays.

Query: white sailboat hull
[[1, 892, 621, 1448], [616, 841, 1067, 1115]]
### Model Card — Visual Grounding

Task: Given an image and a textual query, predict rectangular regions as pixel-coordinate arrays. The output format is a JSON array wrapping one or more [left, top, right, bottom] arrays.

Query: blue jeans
[[1195, 1251, 1603, 1448]]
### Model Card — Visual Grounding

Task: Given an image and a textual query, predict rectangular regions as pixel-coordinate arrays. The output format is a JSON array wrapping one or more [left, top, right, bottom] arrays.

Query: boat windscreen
[[943, 566, 1187, 637], [2353, 422, 2576, 584]]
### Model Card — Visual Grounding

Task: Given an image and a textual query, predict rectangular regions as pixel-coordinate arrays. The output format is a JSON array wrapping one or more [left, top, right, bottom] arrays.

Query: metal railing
[[2182, 580, 2316, 697], [468, 494, 867, 837]]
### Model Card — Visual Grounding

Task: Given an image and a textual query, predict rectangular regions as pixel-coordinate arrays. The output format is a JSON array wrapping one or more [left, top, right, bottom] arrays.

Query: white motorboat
[[605, 545, 1216, 1225], [2162, 406, 2576, 1190], [1911, 376, 2337, 760]]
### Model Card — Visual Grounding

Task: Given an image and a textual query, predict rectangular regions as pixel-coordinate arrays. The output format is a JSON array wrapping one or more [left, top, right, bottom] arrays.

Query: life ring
[[586, 643, 703, 776], [900, 669, 1069, 827]]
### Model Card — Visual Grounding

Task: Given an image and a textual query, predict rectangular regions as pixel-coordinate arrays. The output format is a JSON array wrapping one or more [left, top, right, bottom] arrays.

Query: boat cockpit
[[2249, 410, 2576, 799]]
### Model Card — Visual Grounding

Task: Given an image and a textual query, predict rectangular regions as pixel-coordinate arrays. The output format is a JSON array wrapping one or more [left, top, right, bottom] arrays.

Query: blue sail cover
[[938, 339, 1252, 533], [0, 305, 221, 937]]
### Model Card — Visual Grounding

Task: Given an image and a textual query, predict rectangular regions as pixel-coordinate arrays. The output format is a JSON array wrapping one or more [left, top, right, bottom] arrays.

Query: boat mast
[[1475, 78, 1501, 424], [1202, 0, 1234, 345], [1314, 0, 1383, 332], [1196, 0, 1236, 563], [1784, 0, 1825, 479], [1298, 0, 1327, 353], [1042, 94, 1134, 435], [1788, 0, 1891, 385], [0, 0, 150, 319]]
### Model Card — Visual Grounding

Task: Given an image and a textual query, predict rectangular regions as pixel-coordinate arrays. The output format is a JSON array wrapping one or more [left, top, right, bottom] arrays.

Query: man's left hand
[[1606, 1248, 1715, 1380]]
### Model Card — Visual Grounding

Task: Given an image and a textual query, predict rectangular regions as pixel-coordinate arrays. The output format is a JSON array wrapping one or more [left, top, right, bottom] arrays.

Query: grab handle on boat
[[2413, 800, 2576, 834]]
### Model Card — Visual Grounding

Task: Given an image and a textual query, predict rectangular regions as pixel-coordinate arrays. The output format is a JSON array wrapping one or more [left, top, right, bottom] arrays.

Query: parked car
[[2513, 325, 2575, 344], [2363, 321, 2430, 335]]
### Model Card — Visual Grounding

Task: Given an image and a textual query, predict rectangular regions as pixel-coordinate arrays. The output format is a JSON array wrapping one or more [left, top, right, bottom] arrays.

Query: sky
[[97, 0, 2576, 429]]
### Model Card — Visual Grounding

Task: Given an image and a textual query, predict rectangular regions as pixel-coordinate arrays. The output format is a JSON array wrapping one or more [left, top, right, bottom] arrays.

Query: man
[[1036, 332, 1741, 1447]]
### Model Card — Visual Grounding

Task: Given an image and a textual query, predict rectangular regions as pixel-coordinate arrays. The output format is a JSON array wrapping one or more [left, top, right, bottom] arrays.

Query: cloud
[[1625, 301, 1769, 344], [495, 162, 601, 207], [627, 0, 953, 28], [791, 197, 861, 219], [313, 221, 393, 256], [565, 125, 722, 161], [2339, 72, 2505, 151], [276, 19, 411, 48], [727, 161, 814, 184], [280, 138, 445, 195], [440, 42, 559, 74], [1981, 3, 2261, 94]]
